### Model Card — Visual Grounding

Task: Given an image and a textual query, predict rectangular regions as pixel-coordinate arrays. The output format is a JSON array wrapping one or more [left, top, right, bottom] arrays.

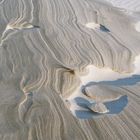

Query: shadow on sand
[[72, 74, 140, 119], [74, 95, 128, 119], [82, 74, 140, 87]]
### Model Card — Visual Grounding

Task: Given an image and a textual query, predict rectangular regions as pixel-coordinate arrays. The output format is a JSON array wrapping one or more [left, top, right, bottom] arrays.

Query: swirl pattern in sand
[[0, 0, 140, 140]]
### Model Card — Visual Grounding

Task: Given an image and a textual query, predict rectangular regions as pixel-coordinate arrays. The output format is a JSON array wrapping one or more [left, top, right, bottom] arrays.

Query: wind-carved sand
[[65, 55, 140, 119], [86, 22, 110, 32], [0, 0, 140, 139], [0, 21, 39, 46], [18, 92, 33, 123]]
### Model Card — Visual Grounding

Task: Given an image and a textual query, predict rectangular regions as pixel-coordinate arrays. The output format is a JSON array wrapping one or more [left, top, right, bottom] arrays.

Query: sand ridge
[[0, 0, 140, 139]]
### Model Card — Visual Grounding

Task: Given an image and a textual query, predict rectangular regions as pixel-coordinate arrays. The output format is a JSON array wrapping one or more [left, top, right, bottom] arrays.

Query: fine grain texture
[[0, 0, 140, 140]]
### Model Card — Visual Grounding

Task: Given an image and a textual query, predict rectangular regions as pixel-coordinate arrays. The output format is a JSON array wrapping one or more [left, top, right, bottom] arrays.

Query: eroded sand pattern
[[0, 0, 140, 140]]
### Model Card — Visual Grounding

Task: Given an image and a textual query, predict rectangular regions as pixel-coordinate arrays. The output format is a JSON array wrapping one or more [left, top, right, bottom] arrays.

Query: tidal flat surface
[[0, 0, 140, 140]]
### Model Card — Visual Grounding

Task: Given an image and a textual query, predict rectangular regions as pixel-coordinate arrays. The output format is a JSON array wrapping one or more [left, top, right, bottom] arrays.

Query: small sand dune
[[85, 22, 110, 32], [65, 54, 140, 119], [0, 21, 39, 46], [85, 22, 100, 30]]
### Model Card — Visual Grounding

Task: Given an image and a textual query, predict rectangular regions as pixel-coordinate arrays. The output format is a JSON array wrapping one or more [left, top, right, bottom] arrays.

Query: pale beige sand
[[0, 0, 140, 139], [85, 22, 100, 30], [135, 22, 140, 32]]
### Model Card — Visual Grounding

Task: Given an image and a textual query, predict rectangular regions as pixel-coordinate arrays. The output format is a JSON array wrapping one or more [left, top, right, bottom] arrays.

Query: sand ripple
[[0, 0, 140, 139]]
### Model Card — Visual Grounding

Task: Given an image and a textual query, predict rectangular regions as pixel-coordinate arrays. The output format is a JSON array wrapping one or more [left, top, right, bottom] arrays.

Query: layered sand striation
[[0, 0, 140, 139]]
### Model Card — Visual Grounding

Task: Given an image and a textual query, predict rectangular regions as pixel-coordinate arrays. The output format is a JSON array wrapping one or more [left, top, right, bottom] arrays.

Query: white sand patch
[[133, 54, 140, 73], [80, 54, 140, 85], [80, 65, 130, 85], [135, 22, 140, 32], [6, 22, 34, 31], [85, 22, 100, 30], [88, 103, 109, 114], [5, 25, 14, 30]]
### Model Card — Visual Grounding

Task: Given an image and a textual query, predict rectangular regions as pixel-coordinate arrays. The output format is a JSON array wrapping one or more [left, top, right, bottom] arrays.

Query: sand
[[0, 0, 140, 139]]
